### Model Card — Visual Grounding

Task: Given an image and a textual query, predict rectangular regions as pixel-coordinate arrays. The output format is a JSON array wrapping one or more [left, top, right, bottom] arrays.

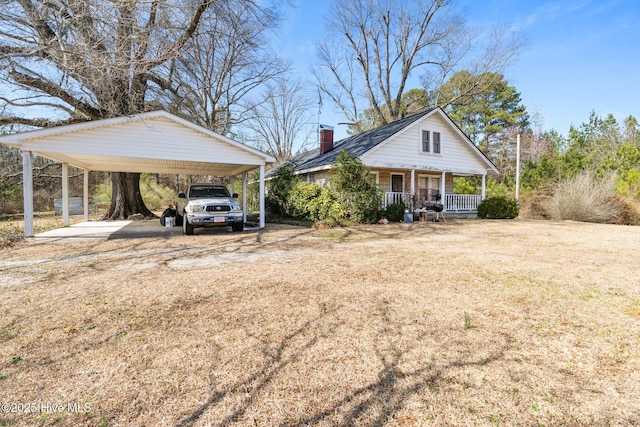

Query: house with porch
[[276, 107, 499, 214]]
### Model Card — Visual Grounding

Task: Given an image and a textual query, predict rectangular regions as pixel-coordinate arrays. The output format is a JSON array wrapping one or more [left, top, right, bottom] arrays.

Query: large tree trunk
[[105, 172, 155, 220]]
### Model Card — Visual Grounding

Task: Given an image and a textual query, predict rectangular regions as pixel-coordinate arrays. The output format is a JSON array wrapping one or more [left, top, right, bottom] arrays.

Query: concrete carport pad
[[30, 220, 260, 242]]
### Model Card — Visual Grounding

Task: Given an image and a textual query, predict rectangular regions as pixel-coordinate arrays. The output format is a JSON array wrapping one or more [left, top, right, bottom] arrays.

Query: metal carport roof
[[0, 110, 275, 236]]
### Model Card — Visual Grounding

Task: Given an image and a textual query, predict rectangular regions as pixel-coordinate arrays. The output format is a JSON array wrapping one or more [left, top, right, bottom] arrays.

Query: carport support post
[[83, 169, 89, 222], [259, 165, 265, 228], [242, 172, 247, 224], [62, 163, 69, 226], [21, 149, 34, 237], [481, 175, 486, 200]]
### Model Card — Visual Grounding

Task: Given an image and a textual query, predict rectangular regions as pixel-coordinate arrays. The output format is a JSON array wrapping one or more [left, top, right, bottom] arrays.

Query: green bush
[[288, 182, 344, 221], [139, 174, 175, 209], [331, 150, 383, 223], [384, 202, 406, 222], [266, 163, 299, 216], [477, 196, 519, 219]]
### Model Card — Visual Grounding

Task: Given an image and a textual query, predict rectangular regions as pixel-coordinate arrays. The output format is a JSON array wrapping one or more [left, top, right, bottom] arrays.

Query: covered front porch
[[375, 169, 487, 213], [384, 192, 483, 212]]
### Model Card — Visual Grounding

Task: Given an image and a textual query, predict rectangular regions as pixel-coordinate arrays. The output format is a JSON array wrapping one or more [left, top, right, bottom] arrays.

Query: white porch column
[[62, 163, 69, 226], [410, 169, 415, 209], [242, 172, 247, 223], [83, 169, 89, 222], [259, 165, 265, 229], [481, 175, 486, 200], [230, 176, 236, 195], [21, 150, 34, 237], [440, 171, 446, 210]]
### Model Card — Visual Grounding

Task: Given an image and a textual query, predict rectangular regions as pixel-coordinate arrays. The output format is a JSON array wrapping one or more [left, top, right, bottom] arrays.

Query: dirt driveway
[[1, 220, 639, 426]]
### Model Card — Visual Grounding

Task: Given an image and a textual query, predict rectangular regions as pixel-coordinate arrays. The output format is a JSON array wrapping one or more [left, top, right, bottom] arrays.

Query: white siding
[[19, 117, 264, 167], [361, 112, 491, 175]]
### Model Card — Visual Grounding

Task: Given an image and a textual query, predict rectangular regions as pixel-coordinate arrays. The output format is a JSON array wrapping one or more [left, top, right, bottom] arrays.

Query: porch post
[[481, 175, 486, 200], [410, 169, 415, 210], [440, 171, 446, 210], [22, 150, 34, 237], [242, 172, 247, 224], [259, 165, 265, 229], [62, 162, 69, 226], [83, 169, 89, 222]]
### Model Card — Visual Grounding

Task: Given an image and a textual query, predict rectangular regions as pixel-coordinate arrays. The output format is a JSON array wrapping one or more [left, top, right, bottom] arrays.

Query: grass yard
[[0, 220, 639, 426]]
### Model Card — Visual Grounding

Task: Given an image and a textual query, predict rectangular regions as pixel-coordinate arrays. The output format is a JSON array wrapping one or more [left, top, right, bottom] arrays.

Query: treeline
[[354, 69, 640, 224]]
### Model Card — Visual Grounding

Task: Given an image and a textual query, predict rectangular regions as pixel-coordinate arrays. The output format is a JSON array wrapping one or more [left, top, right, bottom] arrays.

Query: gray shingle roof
[[272, 108, 434, 176]]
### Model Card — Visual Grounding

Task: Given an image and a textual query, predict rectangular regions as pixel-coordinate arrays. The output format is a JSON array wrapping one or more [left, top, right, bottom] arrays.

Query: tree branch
[[9, 68, 104, 119], [0, 115, 88, 128]]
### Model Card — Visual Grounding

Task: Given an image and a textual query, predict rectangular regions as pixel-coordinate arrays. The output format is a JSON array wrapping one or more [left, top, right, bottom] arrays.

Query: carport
[[0, 110, 275, 237]]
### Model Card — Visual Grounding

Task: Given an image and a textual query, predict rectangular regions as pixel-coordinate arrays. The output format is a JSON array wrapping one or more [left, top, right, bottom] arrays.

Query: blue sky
[[275, 0, 640, 141]]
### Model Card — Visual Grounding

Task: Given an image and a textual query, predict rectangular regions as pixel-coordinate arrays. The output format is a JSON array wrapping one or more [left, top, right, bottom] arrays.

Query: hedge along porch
[[0, 110, 275, 236]]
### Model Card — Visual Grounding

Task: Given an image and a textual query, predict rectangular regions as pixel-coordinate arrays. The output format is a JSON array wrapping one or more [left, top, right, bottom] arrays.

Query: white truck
[[175, 183, 244, 234]]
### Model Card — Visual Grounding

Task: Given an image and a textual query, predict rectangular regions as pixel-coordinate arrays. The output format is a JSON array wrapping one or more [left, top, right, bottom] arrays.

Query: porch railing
[[383, 192, 482, 212], [443, 194, 482, 212], [384, 191, 413, 208]]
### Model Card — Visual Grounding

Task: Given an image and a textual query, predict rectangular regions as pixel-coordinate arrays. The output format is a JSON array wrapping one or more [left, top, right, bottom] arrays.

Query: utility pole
[[515, 133, 521, 201]]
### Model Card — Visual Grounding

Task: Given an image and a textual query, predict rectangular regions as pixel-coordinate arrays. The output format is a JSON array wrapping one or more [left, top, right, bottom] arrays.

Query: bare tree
[[0, 0, 284, 219], [243, 78, 316, 164], [153, 1, 288, 134], [315, 0, 524, 132]]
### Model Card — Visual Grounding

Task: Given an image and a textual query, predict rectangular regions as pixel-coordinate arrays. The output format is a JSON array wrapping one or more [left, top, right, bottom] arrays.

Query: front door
[[391, 173, 404, 193]]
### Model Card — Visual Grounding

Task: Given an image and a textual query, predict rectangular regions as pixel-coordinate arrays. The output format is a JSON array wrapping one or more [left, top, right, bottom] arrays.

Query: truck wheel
[[232, 222, 244, 232], [183, 215, 194, 235]]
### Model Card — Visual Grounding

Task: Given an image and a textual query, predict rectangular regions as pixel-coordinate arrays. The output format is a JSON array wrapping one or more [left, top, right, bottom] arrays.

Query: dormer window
[[421, 130, 441, 154], [433, 132, 441, 154], [421, 130, 430, 152]]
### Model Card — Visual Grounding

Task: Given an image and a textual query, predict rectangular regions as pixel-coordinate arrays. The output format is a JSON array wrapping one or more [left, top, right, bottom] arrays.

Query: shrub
[[139, 174, 175, 209], [332, 150, 383, 223], [266, 163, 299, 216], [477, 196, 519, 219], [0, 223, 24, 248], [607, 196, 640, 225], [384, 202, 406, 222], [546, 171, 619, 223], [288, 182, 344, 221]]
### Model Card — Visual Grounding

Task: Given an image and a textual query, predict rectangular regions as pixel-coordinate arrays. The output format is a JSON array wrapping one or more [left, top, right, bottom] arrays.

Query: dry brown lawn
[[0, 219, 639, 426]]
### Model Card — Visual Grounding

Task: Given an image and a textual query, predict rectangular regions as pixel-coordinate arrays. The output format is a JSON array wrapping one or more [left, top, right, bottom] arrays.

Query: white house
[[272, 107, 499, 213]]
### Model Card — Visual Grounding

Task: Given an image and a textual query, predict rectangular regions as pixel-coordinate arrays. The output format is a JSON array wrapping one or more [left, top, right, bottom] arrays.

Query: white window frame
[[420, 129, 442, 155], [369, 171, 380, 186], [433, 131, 441, 154], [421, 129, 430, 153]]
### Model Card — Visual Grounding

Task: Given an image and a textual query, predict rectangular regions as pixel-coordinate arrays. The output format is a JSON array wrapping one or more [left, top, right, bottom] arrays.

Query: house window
[[421, 130, 441, 154], [307, 173, 316, 183], [418, 175, 442, 205], [433, 132, 441, 154], [421, 130, 430, 153]]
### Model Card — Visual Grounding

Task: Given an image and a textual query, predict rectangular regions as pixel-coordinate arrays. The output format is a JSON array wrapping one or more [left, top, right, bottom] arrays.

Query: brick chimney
[[319, 125, 334, 154]]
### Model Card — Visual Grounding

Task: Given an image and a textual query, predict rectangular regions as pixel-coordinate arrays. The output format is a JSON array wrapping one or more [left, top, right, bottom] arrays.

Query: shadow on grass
[[176, 298, 508, 427]]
